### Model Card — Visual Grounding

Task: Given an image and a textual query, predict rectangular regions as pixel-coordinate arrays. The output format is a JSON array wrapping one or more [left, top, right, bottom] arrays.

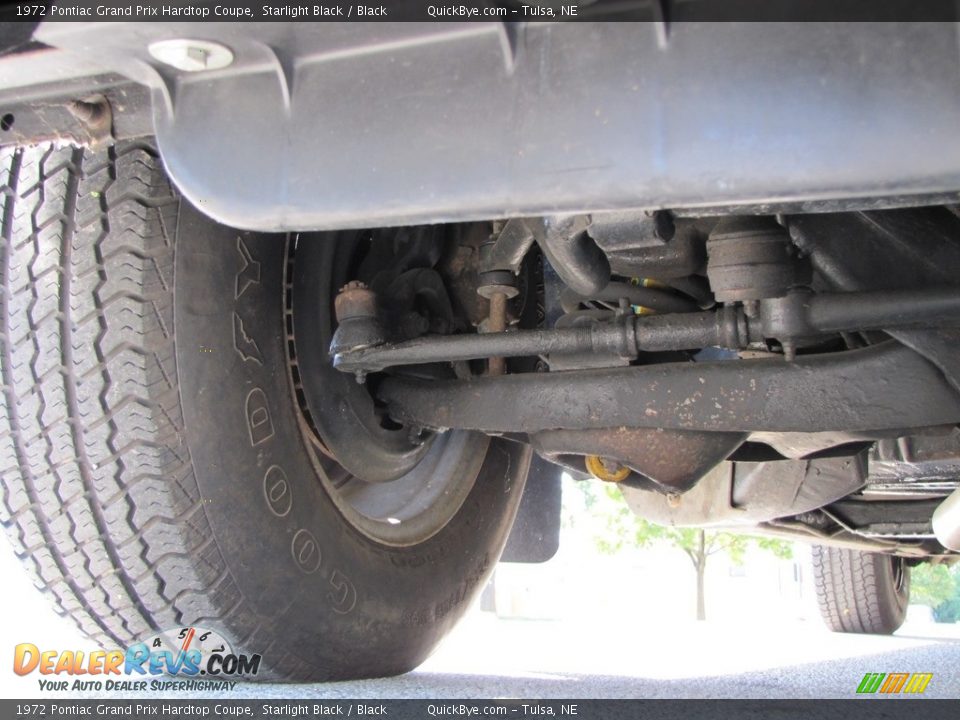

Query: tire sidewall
[[173, 203, 529, 679], [880, 555, 910, 628]]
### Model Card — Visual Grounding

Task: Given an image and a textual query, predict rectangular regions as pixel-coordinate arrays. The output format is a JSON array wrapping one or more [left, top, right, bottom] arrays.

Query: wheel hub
[[284, 227, 486, 545]]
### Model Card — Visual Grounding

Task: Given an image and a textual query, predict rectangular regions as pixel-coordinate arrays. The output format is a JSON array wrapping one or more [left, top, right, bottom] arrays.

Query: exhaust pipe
[[933, 487, 960, 552]]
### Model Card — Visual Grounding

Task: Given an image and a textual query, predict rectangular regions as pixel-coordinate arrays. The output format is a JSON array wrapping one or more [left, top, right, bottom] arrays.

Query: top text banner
[[5, 0, 960, 23]]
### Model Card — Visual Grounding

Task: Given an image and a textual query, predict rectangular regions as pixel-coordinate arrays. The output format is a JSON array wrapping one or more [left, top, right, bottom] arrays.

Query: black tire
[[811, 545, 910, 635], [0, 141, 530, 680]]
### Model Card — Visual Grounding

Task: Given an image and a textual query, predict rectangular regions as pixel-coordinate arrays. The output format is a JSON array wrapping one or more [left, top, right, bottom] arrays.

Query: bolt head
[[148, 39, 234, 73]]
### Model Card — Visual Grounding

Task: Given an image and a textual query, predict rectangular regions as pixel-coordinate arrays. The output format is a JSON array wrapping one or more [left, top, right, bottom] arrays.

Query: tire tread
[[0, 142, 286, 664], [811, 544, 908, 635]]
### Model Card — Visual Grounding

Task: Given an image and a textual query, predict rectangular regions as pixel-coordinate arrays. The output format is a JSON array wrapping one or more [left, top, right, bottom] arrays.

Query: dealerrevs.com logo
[[13, 626, 261, 692]]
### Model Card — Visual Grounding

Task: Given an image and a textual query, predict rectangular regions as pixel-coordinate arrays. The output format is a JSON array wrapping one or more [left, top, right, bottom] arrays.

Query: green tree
[[910, 563, 956, 609], [933, 595, 960, 623], [569, 479, 793, 621]]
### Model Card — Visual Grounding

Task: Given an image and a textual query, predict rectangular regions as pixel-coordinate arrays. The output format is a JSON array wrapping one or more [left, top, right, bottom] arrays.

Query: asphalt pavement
[[5, 605, 958, 699], [2, 537, 958, 700], [225, 613, 960, 699]]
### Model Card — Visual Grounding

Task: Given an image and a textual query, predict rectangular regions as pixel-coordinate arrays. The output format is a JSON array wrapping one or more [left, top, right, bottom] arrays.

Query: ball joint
[[329, 281, 387, 360]]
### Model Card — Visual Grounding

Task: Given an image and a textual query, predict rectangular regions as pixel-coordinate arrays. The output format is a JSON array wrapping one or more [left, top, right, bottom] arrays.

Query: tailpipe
[[933, 486, 960, 552]]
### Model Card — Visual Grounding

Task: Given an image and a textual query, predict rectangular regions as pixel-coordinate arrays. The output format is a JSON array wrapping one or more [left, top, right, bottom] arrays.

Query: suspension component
[[332, 304, 749, 373], [377, 342, 960, 435], [329, 281, 385, 359], [482, 291, 510, 375], [477, 226, 522, 375], [707, 216, 808, 302], [332, 286, 960, 374]]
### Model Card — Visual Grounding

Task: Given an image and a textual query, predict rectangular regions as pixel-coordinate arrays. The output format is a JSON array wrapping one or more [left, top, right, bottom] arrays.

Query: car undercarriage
[[317, 208, 960, 558], [2, 17, 959, 677]]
